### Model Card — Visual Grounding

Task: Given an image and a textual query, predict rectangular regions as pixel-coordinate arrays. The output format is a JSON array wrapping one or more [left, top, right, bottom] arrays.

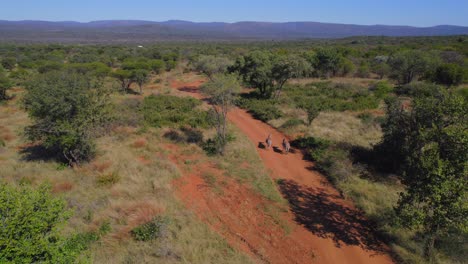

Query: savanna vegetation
[[0, 35, 466, 263]]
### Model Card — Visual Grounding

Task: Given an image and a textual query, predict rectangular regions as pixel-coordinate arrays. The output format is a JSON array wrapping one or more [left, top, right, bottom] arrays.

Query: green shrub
[[0, 183, 95, 263], [280, 118, 304, 129], [372, 81, 393, 99], [96, 172, 120, 186], [0, 138, 5, 147], [131, 216, 170, 242], [395, 82, 441, 97], [59, 232, 99, 261], [202, 138, 219, 156], [99, 221, 112, 235], [23, 71, 111, 165], [238, 98, 283, 122], [292, 136, 331, 162], [142, 95, 209, 128], [292, 136, 354, 184], [284, 82, 379, 112], [181, 127, 204, 144], [357, 112, 374, 125], [456, 87, 468, 100]]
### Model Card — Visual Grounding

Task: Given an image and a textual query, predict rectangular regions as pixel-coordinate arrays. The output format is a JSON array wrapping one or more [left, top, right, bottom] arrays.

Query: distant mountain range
[[0, 20, 466, 43]]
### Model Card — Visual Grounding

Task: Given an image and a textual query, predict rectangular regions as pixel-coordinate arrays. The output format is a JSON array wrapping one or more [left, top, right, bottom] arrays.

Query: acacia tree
[[193, 55, 232, 80], [302, 103, 321, 126], [112, 69, 134, 92], [201, 74, 241, 155], [133, 69, 150, 94], [380, 87, 467, 259], [231, 51, 275, 98], [388, 50, 431, 84], [0, 74, 12, 101], [232, 51, 309, 99], [312, 48, 344, 79], [271, 55, 311, 99], [432, 63, 465, 87], [23, 71, 111, 165]]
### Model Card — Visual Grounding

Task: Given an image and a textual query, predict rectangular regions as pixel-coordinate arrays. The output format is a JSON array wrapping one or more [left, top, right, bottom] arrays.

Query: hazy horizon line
[[1, 19, 467, 28]]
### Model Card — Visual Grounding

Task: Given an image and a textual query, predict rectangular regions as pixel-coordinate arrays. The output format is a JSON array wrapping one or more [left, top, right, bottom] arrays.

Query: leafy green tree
[[122, 59, 151, 71], [165, 60, 177, 71], [37, 61, 64, 74], [388, 50, 431, 84], [1, 57, 16, 70], [0, 74, 13, 101], [67, 62, 110, 78], [339, 58, 355, 76], [232, 52, 309, 99], [380, 87, 467, 259], [356, 61, 370, 78], [201, 74, 242, 155], [271, 55, 311, 99], [193, 55, 233, 80], [372, 61, 391, 79], [23, 71, 111, 165], [432, 63, 465, 87], [231, 51, 275, 98], [149, 59, 166, 74], [133, 69, 150, 94], [313, 48, 344, 78], [0, 183, 70, 263], [303, 103, 321, 126], [112, 69, 134, 92], [9, 68, 30, 85]]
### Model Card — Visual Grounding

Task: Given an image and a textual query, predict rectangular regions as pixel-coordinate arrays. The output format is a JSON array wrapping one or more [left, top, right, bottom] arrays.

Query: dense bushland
[[142, 95, 210, 128], [23, 71, 111, 165]]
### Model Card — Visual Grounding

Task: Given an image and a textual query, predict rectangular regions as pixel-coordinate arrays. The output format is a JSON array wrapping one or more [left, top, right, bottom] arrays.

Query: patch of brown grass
[[137, 155, 151, 165], [1, 132, 15, 142], [112, 126, 136, 136], [52, 181, 74, 193], [110, 200, 164, 240], [309, 111, 382, 147], [92, 160, 113, 173], [132, 138, 147, 148]]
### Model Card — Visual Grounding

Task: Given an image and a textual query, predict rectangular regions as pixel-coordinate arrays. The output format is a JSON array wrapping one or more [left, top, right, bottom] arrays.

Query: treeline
[[0, 36, 467, 263]]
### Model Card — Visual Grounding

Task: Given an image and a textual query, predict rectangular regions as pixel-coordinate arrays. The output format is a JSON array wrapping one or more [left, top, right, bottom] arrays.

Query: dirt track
[[170, 78, 394, 264]]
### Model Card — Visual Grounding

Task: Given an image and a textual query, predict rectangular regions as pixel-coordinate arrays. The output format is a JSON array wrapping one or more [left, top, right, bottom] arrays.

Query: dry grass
[[308, 112, 382, 147], [91, 160, 113, 173], [52, 181, 74, 193], [271, 110, 382, 148], [0, 87, 252, 263], [131, 138, 148, 148]]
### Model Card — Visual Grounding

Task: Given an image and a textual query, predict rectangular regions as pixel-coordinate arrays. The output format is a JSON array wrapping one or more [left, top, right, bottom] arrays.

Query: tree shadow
[[19, 144, 65, 163], [277, 178, 390, 254], [178, 86, 199, 94], [125, 88, 140, 95]]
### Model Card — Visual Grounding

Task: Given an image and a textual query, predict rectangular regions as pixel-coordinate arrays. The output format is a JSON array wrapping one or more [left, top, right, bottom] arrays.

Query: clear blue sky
[[1, 0, 467, 26]]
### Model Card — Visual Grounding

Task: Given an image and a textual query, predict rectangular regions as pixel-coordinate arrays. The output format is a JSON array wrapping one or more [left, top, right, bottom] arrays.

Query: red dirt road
[[170, 78, 394, 264]]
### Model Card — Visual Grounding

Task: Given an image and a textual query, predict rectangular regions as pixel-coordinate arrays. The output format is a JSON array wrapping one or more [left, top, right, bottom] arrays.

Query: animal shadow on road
[[277, 179, 389, 254], [258, 142, 266, 149], [273, 146, 283, 154]]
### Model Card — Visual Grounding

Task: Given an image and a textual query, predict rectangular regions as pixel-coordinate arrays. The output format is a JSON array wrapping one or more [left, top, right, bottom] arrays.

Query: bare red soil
[[169, 145, 317, 263], [170, 79, 394, 264]]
